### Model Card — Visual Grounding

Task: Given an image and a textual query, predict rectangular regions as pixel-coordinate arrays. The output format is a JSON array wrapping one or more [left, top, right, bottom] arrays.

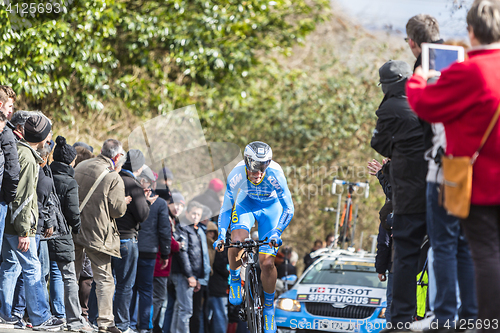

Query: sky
[[334, 0, 472, 41]]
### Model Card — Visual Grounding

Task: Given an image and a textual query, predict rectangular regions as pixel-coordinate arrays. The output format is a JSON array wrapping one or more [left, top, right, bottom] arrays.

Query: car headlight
[[378, 307, 386, 318], [276, 298, 301, 312]]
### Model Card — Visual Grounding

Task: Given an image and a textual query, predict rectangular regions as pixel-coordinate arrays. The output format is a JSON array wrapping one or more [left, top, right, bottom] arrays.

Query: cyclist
[[214, 141, 294, 333]]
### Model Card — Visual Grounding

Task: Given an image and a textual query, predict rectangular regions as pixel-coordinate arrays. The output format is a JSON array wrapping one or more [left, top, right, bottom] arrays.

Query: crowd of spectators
[[0, 85, 232, 333]]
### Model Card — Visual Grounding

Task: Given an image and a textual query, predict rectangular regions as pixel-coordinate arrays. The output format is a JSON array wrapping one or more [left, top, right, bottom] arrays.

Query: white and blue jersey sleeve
[[217, 166, 245, 239], [270, 167, 294, 235]]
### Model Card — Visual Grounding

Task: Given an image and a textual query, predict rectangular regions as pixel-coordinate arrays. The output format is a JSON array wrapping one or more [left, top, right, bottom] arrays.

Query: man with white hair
[[73, 139, 128, 333]]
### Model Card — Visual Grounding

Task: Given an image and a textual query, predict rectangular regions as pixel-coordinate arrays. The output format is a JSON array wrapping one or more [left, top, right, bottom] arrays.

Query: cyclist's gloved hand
[[213, 234, 226, 250], [267, 229, 282, 247]]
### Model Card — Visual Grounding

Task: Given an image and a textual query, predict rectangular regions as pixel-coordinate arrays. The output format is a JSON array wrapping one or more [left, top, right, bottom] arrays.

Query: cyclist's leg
[[228, 197, 256, 306], [229, 197, 256, 270], [228, 230, 249, 270], [257, 201, 282, 293], [257, 202, 282, 333]]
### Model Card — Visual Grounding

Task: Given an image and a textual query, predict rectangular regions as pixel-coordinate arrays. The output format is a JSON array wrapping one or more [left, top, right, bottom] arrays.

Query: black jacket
[[209, 247, 229, 297], [116, 170, 150, 239], [170, 219, 205, 279], [156, 186, 172, 204], [375, 223, 392, 274], [137, 197, 172, 259], [371, 80, 427, 214], [377, 162, 394, 232], [303, 251, 319, 271], [51, 162, 81, 231], [0, 123, 20, 203], [49, 162, 81, 262], [192, 188, 221, 218], [376, 162, 392, 201], [36, 166, 55, 236]]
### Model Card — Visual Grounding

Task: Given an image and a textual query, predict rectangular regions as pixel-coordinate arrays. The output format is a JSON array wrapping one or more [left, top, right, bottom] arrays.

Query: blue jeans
[[50, 260, 66, 318], [162, 281, 176, 333], [208, 296, 228, 333], [426, 182, 477, 324], [169, 273, 194, 333], [0, 234, 51, 326], [385, 272, 393, 323], [130, 258, 156, 330], [427, 247, 461, 316], [112, 238, 139, 331], [12, 236, 49, 318], [0, 202, 8, 257], [427, 247, 436, 312], [39, 240, 50, 286]]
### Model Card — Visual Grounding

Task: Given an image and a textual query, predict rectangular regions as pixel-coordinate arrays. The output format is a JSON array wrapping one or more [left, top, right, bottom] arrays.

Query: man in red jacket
[[406, 0, 500, 329]]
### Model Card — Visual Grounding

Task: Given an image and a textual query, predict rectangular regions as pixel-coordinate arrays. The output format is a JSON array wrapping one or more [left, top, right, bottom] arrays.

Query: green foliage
[[197, 60, 380, 164], [0, 0, 329, 119]]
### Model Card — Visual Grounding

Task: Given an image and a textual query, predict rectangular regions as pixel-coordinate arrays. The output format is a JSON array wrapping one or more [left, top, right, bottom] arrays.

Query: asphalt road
[[0, 326, 67, 333], [0, 327, 18, 333]]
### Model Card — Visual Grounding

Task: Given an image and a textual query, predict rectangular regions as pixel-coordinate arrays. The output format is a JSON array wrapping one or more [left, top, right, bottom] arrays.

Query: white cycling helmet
[[244, 141, 272, 172]]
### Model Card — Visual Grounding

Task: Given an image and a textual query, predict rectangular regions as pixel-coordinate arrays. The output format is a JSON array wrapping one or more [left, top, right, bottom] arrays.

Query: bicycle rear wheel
[[245, 265, 263, 333]]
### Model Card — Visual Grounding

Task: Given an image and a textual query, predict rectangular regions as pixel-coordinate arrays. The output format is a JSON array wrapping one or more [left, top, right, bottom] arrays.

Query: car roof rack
[[310, 248, 376, 260]]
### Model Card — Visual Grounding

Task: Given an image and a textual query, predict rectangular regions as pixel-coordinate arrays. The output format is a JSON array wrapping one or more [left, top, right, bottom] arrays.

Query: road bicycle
[[224, 238, 274, 333], [332, 178, 369, 249]]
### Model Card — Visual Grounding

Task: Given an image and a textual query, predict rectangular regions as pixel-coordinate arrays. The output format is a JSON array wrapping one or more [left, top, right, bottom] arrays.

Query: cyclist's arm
[[275, 172, 294, 234]]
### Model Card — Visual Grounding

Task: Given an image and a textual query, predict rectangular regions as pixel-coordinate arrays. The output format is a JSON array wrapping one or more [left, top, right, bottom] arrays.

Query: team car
[[275, 249, 388, 333]]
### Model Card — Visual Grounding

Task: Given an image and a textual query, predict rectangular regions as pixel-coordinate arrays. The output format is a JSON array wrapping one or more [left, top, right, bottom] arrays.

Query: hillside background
[[1, 0, 416, 272]]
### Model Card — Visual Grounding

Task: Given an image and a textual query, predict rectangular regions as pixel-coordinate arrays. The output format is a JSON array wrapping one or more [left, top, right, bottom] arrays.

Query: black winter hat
[[159, 166, 174, 182], [378, 60, 412, 85], [53, 136, 77, 165], [24, 115, 51, 143], [123, 149, 145, 173]]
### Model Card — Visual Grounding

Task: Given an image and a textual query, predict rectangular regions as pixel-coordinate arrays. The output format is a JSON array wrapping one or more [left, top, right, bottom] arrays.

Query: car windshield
[[300, 259, 386, 289]]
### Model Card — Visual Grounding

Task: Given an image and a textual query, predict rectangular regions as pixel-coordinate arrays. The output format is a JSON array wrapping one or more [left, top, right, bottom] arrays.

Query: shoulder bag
[[441, 103, 500, 218]]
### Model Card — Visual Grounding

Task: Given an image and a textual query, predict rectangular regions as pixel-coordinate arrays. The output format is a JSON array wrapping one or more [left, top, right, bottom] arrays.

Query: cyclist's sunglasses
[[247, 159, 271, 173]]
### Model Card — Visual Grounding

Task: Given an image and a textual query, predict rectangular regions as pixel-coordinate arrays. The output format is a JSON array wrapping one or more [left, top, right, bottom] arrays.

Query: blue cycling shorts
[[230, 195, 282, 256]]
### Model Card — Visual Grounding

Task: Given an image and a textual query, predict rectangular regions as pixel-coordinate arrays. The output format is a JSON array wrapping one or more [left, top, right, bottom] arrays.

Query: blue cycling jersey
[[218, 160, 294, 239]]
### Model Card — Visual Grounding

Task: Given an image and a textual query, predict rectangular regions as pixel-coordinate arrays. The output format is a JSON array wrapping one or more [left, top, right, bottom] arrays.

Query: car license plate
[[313, 319, 358, 332]]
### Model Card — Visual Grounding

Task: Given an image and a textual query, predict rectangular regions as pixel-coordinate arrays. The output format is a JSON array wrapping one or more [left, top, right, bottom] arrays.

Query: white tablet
[[421, 43, 465, 75]]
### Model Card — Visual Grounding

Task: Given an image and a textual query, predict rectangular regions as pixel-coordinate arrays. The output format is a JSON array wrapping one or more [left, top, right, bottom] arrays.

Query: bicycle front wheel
[[245, 265, 263, 333]]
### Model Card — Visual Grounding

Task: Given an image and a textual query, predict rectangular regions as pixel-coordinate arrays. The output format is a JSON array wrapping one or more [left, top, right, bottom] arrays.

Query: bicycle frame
[[226, 238, 270, 333], [241, 244, 258, 267], [339, 184, 354, 249], [331, 177, 369, 249]]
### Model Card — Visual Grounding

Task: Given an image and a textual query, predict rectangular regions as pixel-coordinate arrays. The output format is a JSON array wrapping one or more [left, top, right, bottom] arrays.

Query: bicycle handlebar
[[333, 179, 368, 188], [332, 177, 370, 198], [224, 238, 270, 249]]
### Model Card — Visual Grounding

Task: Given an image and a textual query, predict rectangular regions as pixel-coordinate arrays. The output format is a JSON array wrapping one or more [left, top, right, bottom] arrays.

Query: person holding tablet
[[407, 1, 500, 331]]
